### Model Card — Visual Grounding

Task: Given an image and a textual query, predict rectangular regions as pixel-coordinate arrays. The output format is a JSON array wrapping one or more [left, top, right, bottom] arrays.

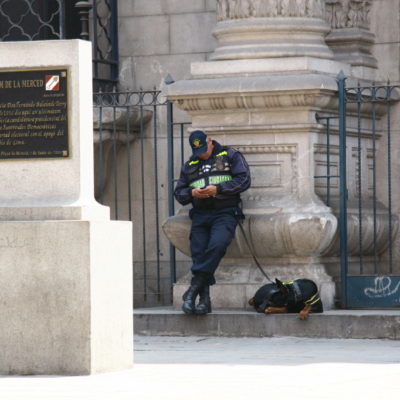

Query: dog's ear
[[275, 279, 286, 293]]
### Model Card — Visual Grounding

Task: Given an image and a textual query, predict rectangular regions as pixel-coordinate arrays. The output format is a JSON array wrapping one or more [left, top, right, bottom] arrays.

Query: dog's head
[[248, 279, 289, 312]]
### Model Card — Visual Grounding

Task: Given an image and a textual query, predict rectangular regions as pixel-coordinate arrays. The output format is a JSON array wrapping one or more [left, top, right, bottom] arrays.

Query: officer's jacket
[[174, 140, 251, 209]]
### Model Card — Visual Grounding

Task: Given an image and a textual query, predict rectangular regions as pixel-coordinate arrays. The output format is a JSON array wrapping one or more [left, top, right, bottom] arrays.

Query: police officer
[[174, 130, 251, 315]]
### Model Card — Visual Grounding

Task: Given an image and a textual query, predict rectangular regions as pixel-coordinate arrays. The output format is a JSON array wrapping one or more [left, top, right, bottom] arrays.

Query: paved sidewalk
[[1, 335, 400, 400]]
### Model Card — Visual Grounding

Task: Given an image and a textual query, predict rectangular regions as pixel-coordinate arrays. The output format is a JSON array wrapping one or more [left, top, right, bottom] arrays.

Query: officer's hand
[[192, 185, 217, 199]]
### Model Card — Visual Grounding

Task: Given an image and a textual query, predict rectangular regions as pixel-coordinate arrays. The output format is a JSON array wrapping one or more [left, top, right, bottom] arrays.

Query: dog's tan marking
[[248, 298, 255, 306], [299, 305, 312, 320], [265, 306, 287, 314]]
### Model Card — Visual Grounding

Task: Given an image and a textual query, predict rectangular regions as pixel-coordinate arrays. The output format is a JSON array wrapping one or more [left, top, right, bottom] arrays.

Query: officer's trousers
[[189, 207, 240, 285]]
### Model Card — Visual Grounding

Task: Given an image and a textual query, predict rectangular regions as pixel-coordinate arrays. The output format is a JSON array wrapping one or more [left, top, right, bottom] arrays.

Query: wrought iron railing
[[317, 73, 400, 308], [92, 90, 192, 307], [0, 0, 119, 91]]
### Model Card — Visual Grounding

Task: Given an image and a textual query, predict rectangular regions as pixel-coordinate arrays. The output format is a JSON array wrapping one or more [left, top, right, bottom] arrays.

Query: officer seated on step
[[174, 130, 251, 315]]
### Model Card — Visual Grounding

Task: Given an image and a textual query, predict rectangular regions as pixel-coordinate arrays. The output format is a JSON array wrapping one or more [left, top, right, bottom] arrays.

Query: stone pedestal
[[0, 40, 133, 374], [0, 220, 132, 375], [165, 53, 348, 310], [164, 201, 336, 310]]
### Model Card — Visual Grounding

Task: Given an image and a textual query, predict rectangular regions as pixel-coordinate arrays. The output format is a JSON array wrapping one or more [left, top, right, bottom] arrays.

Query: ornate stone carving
[[213, 0, 332, 60], [237, 144, 299, 195], [281, 0, 302, 17], [325, 0, 371, 29], [254, 0, 279, 17], [174, 91, 335, 113], [324, 0, 376, 68], [163, 209, 337, 258], [216, 0, 325, 21]]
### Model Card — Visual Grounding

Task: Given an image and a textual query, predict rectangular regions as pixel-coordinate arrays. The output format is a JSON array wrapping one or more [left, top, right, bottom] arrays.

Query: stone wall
[[118, 0, 217, 91], [117, 0, 400, 89], [370, 1, 400, 277], [370, 0, 400, 81]]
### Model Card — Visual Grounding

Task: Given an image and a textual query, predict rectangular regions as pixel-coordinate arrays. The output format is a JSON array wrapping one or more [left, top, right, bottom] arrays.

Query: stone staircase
[[134, 308, 400, 340]]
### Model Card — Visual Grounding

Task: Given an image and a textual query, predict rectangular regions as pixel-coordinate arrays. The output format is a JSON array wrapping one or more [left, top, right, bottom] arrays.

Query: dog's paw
[[298, 312, 309, 320], [266, 306, 288, 314], [299, 306, 311, 320]]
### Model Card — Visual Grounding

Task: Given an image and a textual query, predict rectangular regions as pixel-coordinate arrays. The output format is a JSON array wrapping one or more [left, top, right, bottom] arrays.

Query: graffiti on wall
[[364, 276, 400, 299]]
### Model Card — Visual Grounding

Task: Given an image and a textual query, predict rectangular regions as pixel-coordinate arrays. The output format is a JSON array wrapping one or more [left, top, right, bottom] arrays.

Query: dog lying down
[[248, 278, 323, 320]]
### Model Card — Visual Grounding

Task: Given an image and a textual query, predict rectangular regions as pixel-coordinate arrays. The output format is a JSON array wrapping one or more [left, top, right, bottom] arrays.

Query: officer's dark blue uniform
[[174, 130, 251, 315]]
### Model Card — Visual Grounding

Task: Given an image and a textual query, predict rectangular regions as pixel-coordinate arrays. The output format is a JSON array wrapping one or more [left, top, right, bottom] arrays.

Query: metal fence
[[0, 0, 118, 91], [93, 90, 190, 307], [318, 73, 400, 308]]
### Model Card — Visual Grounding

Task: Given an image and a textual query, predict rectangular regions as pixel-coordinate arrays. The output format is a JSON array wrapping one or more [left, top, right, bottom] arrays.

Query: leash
[[237, 219, 274, 283]]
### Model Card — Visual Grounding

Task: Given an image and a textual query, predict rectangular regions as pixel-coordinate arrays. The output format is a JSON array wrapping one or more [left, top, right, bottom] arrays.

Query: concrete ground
[[134, 308, 400, 339], [1, 335, 400, 400]]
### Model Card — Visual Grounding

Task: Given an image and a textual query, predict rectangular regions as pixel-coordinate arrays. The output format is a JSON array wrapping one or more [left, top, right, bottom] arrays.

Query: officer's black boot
[[182, 275, 206, 315], [195, 285, 212, 315]]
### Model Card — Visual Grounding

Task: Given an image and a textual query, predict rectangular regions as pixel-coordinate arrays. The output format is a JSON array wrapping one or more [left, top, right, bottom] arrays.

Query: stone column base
[[0, 220, 133, 375], [173, 262, 335, 311]]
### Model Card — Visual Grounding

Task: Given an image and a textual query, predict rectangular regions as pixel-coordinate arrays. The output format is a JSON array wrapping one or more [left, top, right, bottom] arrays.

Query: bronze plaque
[[0, 68, 68, 159]]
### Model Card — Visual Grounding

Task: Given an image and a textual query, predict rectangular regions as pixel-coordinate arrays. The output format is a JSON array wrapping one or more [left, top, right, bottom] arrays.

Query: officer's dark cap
[[189, 130, 208, 156]]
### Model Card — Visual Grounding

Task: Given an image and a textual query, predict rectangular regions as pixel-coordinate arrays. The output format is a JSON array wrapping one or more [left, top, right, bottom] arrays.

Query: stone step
[[134, 307, 400, 340]]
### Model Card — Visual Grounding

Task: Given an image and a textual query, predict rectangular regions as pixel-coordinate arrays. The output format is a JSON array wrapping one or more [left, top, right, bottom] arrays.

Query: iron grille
[[0, 0, 119, 90], [92, 0, 119, 91], [0, 0, 65, 40]]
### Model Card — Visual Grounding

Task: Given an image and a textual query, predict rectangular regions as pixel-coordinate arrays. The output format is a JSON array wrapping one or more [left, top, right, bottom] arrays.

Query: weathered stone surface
[[211, 17, 333, 61], [325, 1, 378, 69], [134, 308, 400, 340], [325, 28, 377, 68], [119, 15, 170, 57], [211, 0, 332, 60], [119, 0, 206, 16], [163, 207, 337, 259], [171, 12, 217, 54], [0, 220, 133, 375]]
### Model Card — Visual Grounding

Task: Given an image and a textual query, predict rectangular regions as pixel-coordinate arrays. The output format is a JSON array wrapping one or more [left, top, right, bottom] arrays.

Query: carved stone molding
[[236, 144, 297, 154], [237, 144, 299, 196], [173, 90, 336, 113], [212, 0, 332, 60], [325, 0, 371, 30], [163, 208, 337, 259], [216, 0, 326, 21], [324, 0, 376, 69]]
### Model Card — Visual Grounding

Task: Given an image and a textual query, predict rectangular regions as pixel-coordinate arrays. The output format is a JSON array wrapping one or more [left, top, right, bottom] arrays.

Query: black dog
[[248, 278, 323, 320]]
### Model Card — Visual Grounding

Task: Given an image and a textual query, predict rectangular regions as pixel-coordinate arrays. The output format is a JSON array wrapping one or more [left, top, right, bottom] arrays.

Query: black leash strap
[[237, 219, 273, 283]]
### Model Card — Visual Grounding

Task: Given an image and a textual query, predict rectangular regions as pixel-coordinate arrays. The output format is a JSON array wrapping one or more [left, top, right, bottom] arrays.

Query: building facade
[[114, 0, 400, 309]]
